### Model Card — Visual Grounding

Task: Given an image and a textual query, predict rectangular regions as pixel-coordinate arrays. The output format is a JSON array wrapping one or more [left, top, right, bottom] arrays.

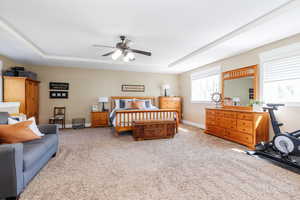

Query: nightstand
[[91, 111, 109, 128]]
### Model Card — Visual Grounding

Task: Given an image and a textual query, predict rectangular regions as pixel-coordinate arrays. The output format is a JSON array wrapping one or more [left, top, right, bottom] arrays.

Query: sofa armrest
[[38, 124, 59, 135], [0, 143, 24, 198]]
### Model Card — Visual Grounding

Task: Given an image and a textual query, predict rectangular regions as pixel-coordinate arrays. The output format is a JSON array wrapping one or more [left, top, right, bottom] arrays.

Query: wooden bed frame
[[111, 96, 179, 135]]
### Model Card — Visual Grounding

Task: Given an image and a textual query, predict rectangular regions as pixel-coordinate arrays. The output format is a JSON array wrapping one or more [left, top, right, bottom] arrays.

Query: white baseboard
[[182, 120, 205, 129]]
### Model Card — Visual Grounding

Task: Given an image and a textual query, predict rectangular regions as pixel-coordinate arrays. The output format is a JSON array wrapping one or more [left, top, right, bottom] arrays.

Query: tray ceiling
[[0, 0, 299, 73]]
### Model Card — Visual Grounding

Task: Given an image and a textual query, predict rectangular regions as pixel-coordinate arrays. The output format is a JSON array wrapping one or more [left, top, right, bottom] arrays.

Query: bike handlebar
[[263, 104, 285, 111], [266, 104, 285, 107]]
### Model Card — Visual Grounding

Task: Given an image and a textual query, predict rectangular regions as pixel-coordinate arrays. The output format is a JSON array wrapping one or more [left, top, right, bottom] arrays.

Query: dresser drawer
[[92, 119, 108, 126], [223, 111, 236, 119], [215, 111, 224, 117], [215, 117, 222, 126], [206, 110, 216, 116], [237, 113, 253, 121], [222, 118, 236, 129], [206, 115, 216, 125], [206, 125, 225, 137], [161, 103, 180, 109], [226, 129, 253, 144], [237, 120, 253, 134], [93, 115, 107, 120]]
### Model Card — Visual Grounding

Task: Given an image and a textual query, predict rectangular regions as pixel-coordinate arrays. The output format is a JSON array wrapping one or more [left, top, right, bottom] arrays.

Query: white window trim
[[260, 42, 300, 107], [0, 60, 2, 101], [190, 66, 221, 104]]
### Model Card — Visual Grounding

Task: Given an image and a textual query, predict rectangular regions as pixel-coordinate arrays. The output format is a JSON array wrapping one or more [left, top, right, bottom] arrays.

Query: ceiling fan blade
[[93, 44, 115, 49], [130, 49, 152, 56], [102, 51, 115, 56]]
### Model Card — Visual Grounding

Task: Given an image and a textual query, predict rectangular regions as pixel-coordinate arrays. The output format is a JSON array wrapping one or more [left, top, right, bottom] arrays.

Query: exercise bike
[[247, 104, 300, 172]]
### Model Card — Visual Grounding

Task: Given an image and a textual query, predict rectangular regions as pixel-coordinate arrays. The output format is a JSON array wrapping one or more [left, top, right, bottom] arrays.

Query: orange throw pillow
[[0, 121, 41, 144], [131, 101, 145, 109]]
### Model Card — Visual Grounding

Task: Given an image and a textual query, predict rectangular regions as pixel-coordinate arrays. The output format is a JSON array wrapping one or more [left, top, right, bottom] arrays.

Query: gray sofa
[[0, 112, 59, 200]]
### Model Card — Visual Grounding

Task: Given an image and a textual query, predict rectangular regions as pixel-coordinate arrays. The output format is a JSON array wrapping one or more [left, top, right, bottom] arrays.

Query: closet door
[[32, 81, 39, 123], [25, 80, 34, 118], [25, 80, 40, 122]]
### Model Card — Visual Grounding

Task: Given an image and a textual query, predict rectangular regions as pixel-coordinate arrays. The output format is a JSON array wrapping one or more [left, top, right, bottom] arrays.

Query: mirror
[[221, 65, 257, 108], [223, 77, 254, 106]]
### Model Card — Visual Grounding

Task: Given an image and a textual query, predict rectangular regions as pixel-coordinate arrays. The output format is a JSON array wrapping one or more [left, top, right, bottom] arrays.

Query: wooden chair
[[49, 107, 66, 129]]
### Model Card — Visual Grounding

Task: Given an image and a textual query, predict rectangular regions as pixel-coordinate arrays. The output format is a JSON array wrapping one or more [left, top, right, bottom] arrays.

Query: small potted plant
[[248, 99, 264, 112]]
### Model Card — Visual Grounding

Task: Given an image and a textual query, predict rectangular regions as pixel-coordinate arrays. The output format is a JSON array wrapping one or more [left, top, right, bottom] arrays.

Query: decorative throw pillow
[[131, 100, 145, 109], [125, 99, 134, 109], [144, 100, 152, 108], [8, 117, 44, 137], [119, 99, 126, 109], [0, 121, 41, 144]]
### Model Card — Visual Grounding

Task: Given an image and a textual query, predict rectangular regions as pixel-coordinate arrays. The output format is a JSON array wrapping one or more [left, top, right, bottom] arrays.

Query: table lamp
[[161, 84, 170, 96], [98, 97, 109, 111]]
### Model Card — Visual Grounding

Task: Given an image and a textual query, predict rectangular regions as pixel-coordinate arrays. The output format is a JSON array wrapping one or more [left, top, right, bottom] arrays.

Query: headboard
[[110, 96, 156, 110]]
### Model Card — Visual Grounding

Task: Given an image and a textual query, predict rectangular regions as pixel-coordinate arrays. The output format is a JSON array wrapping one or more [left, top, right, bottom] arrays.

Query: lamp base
[[101, 102, 107, 112]]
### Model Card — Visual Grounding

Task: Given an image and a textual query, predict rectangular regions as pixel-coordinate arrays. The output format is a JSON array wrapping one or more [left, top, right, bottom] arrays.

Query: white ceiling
[[0, 0, 299, 73]]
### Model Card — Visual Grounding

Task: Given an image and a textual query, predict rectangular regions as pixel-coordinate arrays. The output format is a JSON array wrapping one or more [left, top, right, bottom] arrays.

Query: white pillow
[[8, 117, 44, 137], [8, 117, 19, 124], [114, 99, 120, 109]]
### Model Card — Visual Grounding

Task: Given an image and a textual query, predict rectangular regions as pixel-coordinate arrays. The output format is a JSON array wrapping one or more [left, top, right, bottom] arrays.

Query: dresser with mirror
[[205, 65, 269, 149]]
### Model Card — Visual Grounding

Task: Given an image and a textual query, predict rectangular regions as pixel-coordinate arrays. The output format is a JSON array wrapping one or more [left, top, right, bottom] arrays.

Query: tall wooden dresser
[[205, 108, 269, 149], [3, 76, 40, 122], [159, 96, 182, 121]]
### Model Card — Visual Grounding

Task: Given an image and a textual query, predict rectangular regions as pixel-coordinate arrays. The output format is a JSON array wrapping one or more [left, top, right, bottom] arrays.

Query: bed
[[110, 96, 179, 135]]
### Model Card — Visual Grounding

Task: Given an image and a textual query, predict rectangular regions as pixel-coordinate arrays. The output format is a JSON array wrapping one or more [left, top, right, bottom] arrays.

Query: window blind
[[263, 55, 300, 82], [191, 66, 221, 80]]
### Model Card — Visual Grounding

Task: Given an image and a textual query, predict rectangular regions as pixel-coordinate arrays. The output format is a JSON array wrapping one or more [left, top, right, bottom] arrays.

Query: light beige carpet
[[21, 125, 300, 200]]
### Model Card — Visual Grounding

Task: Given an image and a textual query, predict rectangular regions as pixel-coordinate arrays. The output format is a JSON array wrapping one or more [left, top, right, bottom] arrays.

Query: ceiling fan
[[93, 36, 152, 62]]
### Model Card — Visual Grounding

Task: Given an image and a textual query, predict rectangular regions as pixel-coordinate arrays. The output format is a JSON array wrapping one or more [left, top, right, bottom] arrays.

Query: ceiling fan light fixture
[[123, 51, 135, 62], [95, 36, 151, 61], [127, 51, 135, 60], [111, 49, 122, 60]]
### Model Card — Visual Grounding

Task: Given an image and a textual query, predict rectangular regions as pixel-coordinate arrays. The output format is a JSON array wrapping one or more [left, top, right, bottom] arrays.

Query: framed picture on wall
[[121, 84, 145, 92], [49, 82, 69, 90], [50, 91, 69, 99]]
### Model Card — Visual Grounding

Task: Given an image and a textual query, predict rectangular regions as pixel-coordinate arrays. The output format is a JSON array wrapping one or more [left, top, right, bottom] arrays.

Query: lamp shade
[[98, 97, 109, 103], [161, 84, 170, 90]]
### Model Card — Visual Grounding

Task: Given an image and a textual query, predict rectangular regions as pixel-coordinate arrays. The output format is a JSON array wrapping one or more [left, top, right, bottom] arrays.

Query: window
[[261, 43, 300, 105], [0, 60, 2, 101], [191, 66, 220, 102]]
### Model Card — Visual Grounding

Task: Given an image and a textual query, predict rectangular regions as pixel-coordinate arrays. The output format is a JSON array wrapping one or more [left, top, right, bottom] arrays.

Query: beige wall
[[179, 33, 300, 135], [23, 66, 179, 125], [0, 55, 19, 70]]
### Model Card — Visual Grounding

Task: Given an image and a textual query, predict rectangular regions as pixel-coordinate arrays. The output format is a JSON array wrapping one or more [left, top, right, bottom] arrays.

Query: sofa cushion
[[0, 112, 9, 124], [23, 134, 58, 171]]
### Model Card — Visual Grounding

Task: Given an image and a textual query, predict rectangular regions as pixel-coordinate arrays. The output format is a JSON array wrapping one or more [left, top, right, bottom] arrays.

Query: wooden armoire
[[3, 76, 40, 122]]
